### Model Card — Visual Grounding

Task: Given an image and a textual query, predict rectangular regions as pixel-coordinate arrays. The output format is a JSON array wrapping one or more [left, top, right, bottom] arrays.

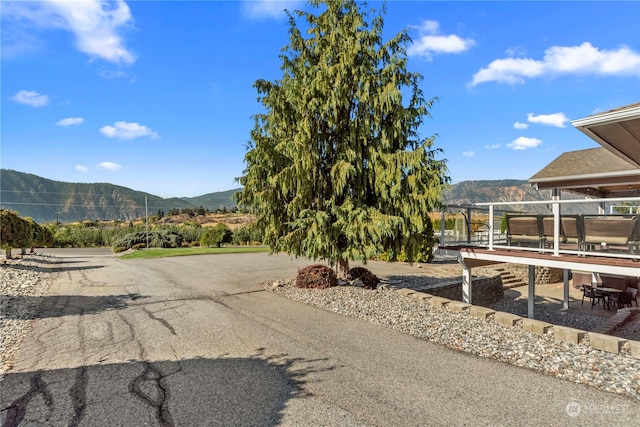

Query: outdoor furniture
[[598, 287, 624, 310], [560, 215, 584, 251], [581, 285, 606, 308], [609, 288, 633, 309], [582, 215, 640, 253], [506, 215, 545, 248], [541, 215, 564, 248], [571, 271, 594, 289]]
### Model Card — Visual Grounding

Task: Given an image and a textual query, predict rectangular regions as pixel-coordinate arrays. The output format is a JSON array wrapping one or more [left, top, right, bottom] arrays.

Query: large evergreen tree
[[236, 0, 449, 275]]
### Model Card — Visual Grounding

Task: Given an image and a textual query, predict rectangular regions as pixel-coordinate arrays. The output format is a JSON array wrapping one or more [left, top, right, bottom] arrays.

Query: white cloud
[[9, 90, 49, 107], [485, 144, 501, 149], [56, 117, 84, 127], [507, 137, 543, 150], [2, 0, 135, 64], [97, 161, 122, 171], [242, 0, 301, 19], [75, 165, 89, 173], [408, 20, 475, 60], [470, 42, 640, 86], [99, 121, 159, 140], [513, 122, 529, 130], [462, 151, 475, 158], [527, 112, 569, 128]]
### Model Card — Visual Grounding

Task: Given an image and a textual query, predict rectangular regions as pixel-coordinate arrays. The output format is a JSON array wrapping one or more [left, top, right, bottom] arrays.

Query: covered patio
[[439, 102, 640, 319]]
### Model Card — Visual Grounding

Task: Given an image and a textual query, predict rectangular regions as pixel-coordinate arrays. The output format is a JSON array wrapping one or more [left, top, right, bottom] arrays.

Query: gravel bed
[[266, 279, 640, 401], [1, 254, 54, 374]]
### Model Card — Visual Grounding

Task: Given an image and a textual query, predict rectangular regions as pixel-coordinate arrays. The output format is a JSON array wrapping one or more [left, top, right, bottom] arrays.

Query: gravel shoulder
[[266, 263, 640, 401], [1, 254, 54, 374]]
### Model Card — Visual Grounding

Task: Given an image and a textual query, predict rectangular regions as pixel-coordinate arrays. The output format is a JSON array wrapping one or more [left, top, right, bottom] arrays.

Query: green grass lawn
[[118, 246, 270, 260]]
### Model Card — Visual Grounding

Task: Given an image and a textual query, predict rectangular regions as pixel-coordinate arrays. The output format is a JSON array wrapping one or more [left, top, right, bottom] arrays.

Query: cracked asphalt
[[1, 249, 638, 426]]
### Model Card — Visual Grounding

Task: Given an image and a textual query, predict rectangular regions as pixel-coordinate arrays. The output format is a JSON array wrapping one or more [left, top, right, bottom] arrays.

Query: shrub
[[200, 223, 232, 247], [295, 264, 337, 289], [112, 230, 184, 250], [348, 267, 380, 289], [132, 243, 146, 250], [113, 246, 126, 253]]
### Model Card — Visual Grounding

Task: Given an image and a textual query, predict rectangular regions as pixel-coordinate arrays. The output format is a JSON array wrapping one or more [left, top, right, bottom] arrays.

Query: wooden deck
[[438, 245, 640, 277]]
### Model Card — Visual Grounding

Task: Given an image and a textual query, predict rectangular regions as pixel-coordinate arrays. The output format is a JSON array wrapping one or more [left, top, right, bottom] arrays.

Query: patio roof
[[571, 102, 640, 167], [529, 102, 640, 198], [529, 147, 640, 198]]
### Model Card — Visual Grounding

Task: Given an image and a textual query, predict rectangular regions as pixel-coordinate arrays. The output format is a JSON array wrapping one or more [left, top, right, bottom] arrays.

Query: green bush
[[200, 224, 232, 247], [295, 264, 337, 289], [113, 246, 127, 253], [232, 223, 263, 245], [112, 230, 184, 250], [132, 243, 146, 250]]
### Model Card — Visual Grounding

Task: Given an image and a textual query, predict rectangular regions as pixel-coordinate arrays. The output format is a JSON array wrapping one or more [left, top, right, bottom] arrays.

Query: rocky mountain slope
[[1, 170, 587, 222]]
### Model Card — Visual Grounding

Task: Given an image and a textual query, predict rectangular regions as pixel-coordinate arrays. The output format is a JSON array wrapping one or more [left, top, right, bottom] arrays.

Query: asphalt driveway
[[1, 249, 637, 426]]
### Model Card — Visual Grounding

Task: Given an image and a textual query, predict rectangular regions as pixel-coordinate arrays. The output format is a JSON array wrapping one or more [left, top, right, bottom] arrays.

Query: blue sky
[[2, 0, 639, 198]]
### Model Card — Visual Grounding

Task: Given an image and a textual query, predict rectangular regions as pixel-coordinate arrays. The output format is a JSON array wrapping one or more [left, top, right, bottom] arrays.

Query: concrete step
[[495, 268, 526, 289]]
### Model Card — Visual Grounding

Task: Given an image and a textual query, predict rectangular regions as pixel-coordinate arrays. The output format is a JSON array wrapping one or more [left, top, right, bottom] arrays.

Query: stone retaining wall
[[399, 289, 640, 359], [505, 263, 564, 285], [414, 275, 504, 306]]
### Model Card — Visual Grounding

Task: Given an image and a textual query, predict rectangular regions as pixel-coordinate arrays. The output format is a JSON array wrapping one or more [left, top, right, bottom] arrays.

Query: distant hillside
[[444, 179, 547, 210], [182, 190, 239, 211], [0, 169, 239, 222], [1, 170, 593, 222], [444, 179, 593, 214]]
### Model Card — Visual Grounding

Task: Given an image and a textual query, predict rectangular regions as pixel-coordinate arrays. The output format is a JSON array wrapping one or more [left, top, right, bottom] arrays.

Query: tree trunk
[[21, 247, 27, 255], [5, 247, 12, 259], [336, 258, 350, 279]]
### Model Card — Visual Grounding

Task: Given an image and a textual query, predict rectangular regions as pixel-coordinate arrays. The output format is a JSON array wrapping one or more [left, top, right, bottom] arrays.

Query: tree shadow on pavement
[[1, 293, 147, 320], [0, 353, 328, 427], [1, 262, 105, 274]]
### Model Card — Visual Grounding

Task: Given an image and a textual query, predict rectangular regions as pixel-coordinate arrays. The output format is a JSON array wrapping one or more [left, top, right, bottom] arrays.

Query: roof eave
[[571, 105, 640, 167]]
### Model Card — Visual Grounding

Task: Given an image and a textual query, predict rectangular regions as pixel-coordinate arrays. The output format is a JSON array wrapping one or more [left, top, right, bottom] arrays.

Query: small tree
[[200, 223, 232, 248], [236, 0, 448, 276]]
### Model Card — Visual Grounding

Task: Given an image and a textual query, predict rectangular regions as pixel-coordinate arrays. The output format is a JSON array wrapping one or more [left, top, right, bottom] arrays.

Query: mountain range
[[1, 169, 567, 223]]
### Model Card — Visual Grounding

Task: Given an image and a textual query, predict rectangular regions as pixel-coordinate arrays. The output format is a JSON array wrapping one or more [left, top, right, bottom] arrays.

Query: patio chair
[[581, 285, 606, 309], [541, 215, 564, 248], [582, 215, 640, 253], [506, 215, 545, 248], [560, 215, 584, 251], [610, 288, 633, 309]]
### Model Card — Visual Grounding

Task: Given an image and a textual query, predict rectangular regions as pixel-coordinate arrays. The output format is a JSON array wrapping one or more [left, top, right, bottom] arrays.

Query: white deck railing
[[469, 197, 640, 261]]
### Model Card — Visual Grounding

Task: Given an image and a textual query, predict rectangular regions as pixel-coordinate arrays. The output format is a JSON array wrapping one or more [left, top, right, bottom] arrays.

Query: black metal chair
[[581, 285, 606, 308], [611, 289, 633, 309]]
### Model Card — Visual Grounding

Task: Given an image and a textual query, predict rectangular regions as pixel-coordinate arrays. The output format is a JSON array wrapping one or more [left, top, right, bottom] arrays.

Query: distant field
[[119, 246, 269, 259]]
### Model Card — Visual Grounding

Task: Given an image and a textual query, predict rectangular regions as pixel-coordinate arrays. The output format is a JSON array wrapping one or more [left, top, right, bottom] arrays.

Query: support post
[[440, 209, 446, 246], [488, 204, 494, 250], [552, 188, 560, 257], [528, 265, 535, 319], [462, 266, 472, 304], [563, 269, 570, 310], [466, 207, 472, 244]]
